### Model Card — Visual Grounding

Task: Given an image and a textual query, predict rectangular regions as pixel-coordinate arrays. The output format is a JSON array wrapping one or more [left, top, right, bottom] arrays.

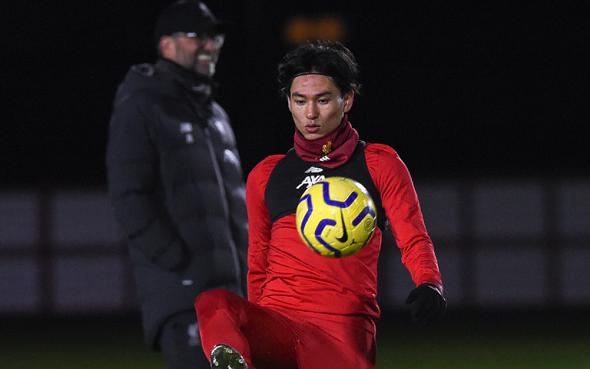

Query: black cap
[[154, 1, 229, 43]]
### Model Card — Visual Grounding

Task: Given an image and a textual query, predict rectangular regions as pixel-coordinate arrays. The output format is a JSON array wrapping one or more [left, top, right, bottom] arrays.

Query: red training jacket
[[246, 143, 442, 324]]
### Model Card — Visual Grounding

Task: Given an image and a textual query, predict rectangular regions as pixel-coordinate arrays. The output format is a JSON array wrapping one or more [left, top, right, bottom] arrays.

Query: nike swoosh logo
[[336, 211, 348, 243]]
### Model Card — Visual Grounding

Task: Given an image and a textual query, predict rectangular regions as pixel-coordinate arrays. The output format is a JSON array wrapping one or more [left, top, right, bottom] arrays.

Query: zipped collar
[[155, 58, 215, 98]]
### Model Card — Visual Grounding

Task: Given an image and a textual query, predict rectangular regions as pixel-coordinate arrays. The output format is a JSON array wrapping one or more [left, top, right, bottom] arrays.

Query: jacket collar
[[156, 58, 214, 97]]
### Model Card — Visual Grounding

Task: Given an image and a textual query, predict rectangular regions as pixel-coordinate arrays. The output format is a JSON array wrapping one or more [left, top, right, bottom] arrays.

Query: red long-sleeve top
[[246, 143, 442, 323]]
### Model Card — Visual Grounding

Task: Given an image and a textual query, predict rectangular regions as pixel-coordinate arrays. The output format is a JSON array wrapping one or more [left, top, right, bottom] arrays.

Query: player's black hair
[[277, 40, 361, 98]]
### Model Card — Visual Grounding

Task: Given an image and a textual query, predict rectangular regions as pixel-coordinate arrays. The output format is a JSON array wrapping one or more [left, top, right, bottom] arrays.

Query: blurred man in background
[[106, 2, 248, 368]]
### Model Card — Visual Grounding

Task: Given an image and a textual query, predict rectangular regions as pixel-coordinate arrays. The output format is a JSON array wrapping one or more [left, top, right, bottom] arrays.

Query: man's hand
[[405, 283, 447, 329]]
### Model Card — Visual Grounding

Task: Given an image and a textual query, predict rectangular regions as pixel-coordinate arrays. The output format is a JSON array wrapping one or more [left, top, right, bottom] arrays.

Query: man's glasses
[[175, 32, 225, 48]]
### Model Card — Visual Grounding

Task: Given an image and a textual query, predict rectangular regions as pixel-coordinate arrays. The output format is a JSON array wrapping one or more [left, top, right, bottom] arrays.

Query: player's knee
[[195, 288, 239, 314]]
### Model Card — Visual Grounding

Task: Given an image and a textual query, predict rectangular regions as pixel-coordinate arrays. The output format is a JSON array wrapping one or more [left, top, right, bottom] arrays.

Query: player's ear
[[343, 91, 354, 112]]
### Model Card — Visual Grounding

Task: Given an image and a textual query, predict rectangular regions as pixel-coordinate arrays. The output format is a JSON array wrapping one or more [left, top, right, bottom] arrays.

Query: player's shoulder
[[248, 155, 285, 184], [252, 155, 285, 173], [364, 142, 399, 158], [364, 142, 407, 173]]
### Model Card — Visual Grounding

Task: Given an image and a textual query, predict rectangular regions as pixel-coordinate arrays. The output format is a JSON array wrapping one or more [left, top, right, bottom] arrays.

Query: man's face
[[288, 74, 353, 140], [166, 32, 224, 77]]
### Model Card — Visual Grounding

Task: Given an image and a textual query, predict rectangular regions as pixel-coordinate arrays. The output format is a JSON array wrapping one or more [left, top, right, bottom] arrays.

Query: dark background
[[2, 0, 589, 188], [2, 4, 589, 366]]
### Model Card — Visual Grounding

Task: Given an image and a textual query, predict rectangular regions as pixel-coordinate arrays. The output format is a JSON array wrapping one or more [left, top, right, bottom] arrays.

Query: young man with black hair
[[195, 40, 446, 369]]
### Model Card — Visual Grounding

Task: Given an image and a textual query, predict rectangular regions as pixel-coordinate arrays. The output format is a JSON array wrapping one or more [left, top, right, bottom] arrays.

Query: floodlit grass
[[1, 309, 589, 368], [377, 308, 590, 369], [1, 314, 165, 369]]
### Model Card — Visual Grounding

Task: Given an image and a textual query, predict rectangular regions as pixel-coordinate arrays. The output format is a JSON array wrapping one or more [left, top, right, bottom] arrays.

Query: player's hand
[[405, 283, 447, 329]]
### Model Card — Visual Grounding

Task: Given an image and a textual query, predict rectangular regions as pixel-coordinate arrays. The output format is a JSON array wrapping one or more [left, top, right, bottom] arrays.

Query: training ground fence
[[1, 176, 590, 315]]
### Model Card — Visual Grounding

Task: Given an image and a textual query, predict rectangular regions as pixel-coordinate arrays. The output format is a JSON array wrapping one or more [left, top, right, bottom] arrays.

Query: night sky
[[3, 1, 589, 188]]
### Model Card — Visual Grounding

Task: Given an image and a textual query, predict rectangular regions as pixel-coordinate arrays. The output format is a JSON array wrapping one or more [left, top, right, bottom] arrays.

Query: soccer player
[[195, 40, 446, 369]]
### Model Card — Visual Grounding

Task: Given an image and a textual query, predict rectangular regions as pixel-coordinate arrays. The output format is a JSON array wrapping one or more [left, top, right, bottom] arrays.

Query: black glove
[[405, 283, 447, 329]]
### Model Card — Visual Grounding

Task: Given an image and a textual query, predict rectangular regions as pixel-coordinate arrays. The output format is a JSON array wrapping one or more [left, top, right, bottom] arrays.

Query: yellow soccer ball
[[296, 177, 377, 258]]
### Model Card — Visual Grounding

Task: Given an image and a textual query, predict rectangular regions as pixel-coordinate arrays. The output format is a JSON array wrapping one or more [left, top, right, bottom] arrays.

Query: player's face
[[168, 33, 224, 77], [288, 74, 353, 140]]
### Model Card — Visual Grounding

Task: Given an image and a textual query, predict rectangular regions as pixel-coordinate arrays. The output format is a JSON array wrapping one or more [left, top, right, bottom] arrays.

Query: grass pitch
[[377, 308, 590, 369], [1, 308, 588, 368]]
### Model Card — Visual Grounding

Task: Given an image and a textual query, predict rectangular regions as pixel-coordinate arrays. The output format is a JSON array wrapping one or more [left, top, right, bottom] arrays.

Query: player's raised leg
[[195, 289, 298, 369]]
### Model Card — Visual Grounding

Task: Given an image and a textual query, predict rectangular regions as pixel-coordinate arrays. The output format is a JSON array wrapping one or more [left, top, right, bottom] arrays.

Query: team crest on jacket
[[179, 122, 194, 143]]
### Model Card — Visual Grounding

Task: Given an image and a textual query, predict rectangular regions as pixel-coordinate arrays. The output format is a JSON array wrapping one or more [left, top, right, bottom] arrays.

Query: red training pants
[[195, 289, 376, 369]]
